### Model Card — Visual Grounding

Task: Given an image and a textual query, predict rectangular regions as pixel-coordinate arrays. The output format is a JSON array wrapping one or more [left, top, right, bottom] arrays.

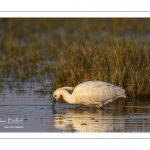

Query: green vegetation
[[0, 18, 150, 97]]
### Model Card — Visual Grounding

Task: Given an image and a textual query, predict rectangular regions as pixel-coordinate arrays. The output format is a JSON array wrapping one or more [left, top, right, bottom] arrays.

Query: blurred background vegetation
[[0, 18, 150, 97]]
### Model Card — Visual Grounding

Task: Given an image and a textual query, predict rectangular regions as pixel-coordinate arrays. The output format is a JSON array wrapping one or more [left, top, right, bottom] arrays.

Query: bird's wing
[[78, 82, 117, 105]]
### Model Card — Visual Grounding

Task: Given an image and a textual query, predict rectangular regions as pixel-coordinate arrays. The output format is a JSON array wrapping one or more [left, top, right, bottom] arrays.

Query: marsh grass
[[0, 18, 150, 97], [51, 38, 150, 98]]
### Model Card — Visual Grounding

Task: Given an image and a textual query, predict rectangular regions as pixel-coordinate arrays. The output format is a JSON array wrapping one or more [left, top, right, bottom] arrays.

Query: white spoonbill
[[52, 81, 126, 109]]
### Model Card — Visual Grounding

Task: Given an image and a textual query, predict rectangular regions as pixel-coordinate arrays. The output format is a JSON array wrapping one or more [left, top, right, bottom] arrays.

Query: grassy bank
[[0, 18, 150, 97], [51, 38, 150, 98]]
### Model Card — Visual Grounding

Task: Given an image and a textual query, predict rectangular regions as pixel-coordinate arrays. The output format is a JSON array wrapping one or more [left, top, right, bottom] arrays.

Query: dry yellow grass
[[51, 38, 150, 98], [0, 18, 150, 97]]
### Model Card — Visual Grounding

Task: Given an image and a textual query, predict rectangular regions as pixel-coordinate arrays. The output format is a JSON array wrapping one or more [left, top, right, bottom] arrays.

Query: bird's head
[[52, 87, 74, 109], [52, 88, 63, 109], [53, 89, 63, 100]]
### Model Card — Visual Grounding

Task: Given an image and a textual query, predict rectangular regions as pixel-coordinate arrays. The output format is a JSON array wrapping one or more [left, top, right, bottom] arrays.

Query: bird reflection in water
[[52, 107, 124, 132]]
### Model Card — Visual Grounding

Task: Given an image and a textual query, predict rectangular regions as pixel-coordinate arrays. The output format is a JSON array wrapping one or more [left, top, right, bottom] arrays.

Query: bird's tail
[[115, 86, 127, 98]]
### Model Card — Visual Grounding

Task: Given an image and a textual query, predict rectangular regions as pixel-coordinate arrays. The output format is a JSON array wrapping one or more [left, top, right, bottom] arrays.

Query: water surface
[[0, 81, 150, 132]]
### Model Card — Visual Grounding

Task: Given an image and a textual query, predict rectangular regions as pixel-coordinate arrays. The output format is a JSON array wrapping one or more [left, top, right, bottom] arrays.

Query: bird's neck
[[61, 90, 76, 104]]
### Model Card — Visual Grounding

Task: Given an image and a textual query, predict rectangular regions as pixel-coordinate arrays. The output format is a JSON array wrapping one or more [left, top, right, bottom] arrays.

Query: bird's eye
[[54, 95, 56, 97]]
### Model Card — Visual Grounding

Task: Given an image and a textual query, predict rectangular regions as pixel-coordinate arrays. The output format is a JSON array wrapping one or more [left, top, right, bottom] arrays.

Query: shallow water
[[0, 81, 150, 132]]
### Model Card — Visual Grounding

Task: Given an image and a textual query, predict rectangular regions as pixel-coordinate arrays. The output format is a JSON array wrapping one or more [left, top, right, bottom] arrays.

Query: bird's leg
[[75, 104, 79, 108], [75, 105, 79, 110], [99, 107, 104, 110], [99, 102, 104, 110], [89, 106, 94, 110], [75, 104, 83, 110]]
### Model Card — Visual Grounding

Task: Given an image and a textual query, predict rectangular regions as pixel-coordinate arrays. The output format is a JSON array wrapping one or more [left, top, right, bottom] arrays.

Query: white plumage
[[52, 81, 126, 108]]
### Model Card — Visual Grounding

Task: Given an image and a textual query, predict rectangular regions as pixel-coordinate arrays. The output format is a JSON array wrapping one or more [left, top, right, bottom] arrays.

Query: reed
[[0, 18, 150, 97], [51, 38, 150, 97]]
